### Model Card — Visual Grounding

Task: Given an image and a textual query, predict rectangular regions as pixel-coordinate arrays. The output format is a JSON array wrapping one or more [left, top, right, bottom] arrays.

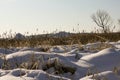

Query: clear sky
[[0, 0, 120, 34]]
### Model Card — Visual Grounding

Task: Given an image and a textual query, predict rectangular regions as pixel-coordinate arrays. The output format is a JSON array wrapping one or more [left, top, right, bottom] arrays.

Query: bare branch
[[91, 10, 112, 33]]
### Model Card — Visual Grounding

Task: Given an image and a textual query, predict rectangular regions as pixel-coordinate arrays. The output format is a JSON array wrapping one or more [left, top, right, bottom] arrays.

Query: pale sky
[[0, 0, 120, 34]]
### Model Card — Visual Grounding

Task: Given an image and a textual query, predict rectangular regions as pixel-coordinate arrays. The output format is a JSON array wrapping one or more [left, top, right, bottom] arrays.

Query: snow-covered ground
[[0, 41, 120, 80]]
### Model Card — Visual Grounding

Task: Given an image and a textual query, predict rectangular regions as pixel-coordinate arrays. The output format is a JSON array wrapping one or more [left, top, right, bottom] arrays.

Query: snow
[[0, 41, 120, 80], [79, 48, 120, 70], [0, 69, 70, 80], [49, 46, 69, 53], [0, 48, 13, 54], [80, 71, 120, 80], [14, 33, 25, 39]]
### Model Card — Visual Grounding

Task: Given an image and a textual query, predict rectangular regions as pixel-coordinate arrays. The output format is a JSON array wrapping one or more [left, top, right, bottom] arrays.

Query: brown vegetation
[[0, 32, 119, 48]]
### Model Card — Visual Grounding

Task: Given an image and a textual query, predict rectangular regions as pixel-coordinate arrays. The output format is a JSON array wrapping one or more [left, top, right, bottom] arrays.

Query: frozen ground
[[0, 41, 120, 80]]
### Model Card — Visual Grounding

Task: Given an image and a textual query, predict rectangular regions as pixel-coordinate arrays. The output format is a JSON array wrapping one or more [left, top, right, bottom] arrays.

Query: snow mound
[[50, 46, 67, 53], [5, 51, 55, 69], [14, 33, 25, 39], [80, 71, 120, 80], [0, 69, 70, 80], [6, 51, 54, 60], [79, 48, 120, 71]]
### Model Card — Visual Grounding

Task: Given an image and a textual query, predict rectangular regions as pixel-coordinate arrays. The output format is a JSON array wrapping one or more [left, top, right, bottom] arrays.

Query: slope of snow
[[80, 71, 120, 80], [77, 48, 120, 71], [0, 69, 70, 80], [5, 51, 55, 69]]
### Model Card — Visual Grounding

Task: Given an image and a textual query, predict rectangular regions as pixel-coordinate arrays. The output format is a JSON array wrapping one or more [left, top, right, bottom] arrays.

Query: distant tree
[[118, 19, 120, 25], [91, 10, 112, 33], [118, 19, 120, 32]]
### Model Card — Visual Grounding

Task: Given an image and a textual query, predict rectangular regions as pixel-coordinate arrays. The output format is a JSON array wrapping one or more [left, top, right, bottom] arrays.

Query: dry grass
[[0, 32, 119, 48]]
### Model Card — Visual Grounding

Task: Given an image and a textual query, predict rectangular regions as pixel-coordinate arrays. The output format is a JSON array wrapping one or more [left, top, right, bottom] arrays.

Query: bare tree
[[118, 19, 120, 32], [91, 10, 112, 33], [118, 19, 120, 25]]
